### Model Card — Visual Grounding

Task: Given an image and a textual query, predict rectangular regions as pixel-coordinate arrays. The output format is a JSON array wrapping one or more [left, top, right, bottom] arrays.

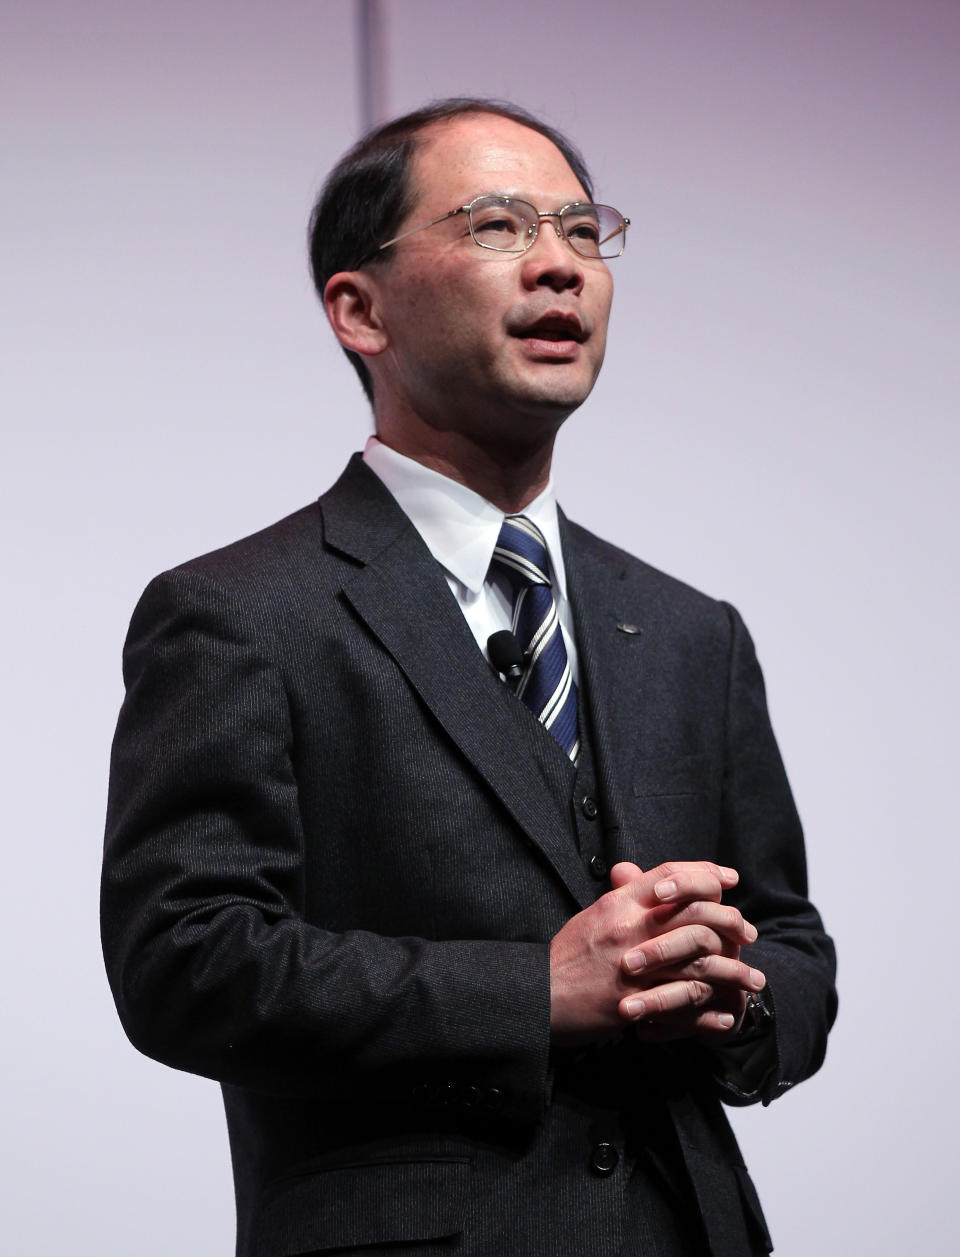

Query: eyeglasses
[[372, 193, 630, 262]]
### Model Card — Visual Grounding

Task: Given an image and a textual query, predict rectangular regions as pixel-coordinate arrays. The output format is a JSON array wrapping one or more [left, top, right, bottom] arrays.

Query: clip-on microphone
[[487, 630, 525, 691]]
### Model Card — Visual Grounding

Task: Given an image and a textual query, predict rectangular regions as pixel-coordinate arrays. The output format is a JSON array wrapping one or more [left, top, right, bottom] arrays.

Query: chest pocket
[[628, 753, 720, 864], [632, 752, 712, 798]]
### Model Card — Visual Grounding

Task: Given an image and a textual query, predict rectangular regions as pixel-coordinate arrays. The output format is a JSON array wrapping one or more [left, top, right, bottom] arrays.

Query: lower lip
[[518, 336, 581, 359]]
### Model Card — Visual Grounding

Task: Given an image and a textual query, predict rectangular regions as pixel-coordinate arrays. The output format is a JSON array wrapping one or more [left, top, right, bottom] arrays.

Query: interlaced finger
[[630, 999, 747, 1043], [622, 922, 725, 976], [630, 861, 739, 910], [619, 959, 764, 1023], [620, 977, 716, 1024]]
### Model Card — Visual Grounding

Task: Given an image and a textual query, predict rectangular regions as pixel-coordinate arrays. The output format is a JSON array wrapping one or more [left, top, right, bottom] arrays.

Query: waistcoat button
[[589, 855, 608, 879], [589, 1141, 619, 1176]]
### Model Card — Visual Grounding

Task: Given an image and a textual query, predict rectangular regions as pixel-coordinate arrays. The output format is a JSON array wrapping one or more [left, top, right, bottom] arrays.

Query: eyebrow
[[468, 190, 591, 207]]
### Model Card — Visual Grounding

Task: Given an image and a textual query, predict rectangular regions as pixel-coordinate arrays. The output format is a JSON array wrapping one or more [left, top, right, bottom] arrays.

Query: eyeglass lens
[[468, 196, 626, 259]]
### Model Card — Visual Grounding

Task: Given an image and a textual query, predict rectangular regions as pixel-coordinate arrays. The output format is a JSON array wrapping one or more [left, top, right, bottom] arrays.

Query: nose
[[519, 220, 585, 295]]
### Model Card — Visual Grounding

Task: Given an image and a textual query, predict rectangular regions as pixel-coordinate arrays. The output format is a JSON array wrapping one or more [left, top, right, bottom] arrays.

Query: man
[[102, 99, 836, 1257]]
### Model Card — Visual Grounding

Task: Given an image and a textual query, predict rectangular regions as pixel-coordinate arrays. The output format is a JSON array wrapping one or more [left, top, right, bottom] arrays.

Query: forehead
[[409, 113, 587, 212]]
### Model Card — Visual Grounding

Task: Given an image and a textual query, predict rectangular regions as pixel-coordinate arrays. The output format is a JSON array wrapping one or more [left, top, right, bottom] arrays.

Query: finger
[[620, 977, 716, 1024], [692, 987, 750, 1042], [668, 954, 766, 993], [621, 958, 763, 1019], [633, 1005, 743, 1043], [630, 980, 747, 1039], [643, 899, 758, 948], [641, 860, 739, 895], [624, 933, 761, 991], [619, 958, 764, 1023], [635, 865, 733, 909], [622, 923, 726, 976]]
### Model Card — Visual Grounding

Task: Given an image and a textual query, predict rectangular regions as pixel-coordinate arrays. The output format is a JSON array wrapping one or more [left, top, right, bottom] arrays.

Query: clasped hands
[[549, 861, 765, 1045]]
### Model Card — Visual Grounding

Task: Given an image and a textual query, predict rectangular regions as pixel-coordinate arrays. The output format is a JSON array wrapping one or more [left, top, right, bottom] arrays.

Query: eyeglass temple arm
[[377, 206, 468, 254], [597, 217, 630, 247]]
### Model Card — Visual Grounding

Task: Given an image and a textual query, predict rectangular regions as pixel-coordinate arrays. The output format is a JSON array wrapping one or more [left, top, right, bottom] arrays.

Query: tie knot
[[492, 515, 551, 589]]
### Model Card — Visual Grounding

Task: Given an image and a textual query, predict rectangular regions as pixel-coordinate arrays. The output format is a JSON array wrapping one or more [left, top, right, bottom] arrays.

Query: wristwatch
[[736, 988, 774, 1043]]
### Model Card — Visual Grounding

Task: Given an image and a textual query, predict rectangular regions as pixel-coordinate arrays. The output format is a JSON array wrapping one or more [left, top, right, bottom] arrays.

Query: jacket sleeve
[[101, 567, 551, 1123], [708, 602, 838, 1106]]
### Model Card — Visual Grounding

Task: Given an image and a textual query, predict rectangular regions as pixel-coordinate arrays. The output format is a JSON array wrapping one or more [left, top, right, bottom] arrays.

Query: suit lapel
[[322, 457, 594, 910], [561, 515, 651, 870]]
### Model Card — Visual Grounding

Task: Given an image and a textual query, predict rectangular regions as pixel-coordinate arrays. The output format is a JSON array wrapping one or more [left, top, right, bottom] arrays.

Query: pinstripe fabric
[[492, 515, 579, 761], [101, 458, 835, 1257]]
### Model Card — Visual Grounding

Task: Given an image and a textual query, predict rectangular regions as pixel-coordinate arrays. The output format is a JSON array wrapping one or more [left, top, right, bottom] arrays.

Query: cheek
[[434, 258, 514, 319], [588, 289, 613, 360], [406, 278, 479, 338], [383, 257, 515, 367], [594, 274, 614, 324], [392, 281, 443, 328]]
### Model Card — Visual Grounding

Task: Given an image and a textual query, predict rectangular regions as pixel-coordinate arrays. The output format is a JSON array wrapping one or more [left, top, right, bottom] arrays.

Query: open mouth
[[511, 312, 586, 362], [514, 314, 585, 343]]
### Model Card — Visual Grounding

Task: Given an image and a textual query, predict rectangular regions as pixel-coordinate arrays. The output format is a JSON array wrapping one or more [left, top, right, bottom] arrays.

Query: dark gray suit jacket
[[102, 455, 836, 1256]]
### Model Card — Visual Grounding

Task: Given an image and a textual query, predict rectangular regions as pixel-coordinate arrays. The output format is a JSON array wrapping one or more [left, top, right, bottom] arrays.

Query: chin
[[514, 371, 596, 416]]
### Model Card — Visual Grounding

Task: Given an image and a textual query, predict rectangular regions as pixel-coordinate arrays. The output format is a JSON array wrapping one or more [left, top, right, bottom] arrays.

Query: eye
[[474, 215, 520, 237], [567, 221, 601, 243], [468, 196, 537, 249], [562, 210, 602, 243]]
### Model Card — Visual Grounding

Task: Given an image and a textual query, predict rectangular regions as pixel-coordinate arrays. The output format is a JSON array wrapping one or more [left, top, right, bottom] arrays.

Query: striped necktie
[[491, 515, 579, 761]]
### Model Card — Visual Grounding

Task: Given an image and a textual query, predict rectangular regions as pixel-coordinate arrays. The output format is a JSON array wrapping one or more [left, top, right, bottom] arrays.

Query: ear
[[323, 270, 388, 358]]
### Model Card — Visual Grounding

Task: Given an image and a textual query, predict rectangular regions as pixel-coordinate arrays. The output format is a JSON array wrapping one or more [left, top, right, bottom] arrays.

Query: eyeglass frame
[[365, 193, 630, 263]]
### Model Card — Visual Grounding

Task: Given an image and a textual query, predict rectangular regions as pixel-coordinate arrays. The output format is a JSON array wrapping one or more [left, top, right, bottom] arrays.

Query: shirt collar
[[362, 435, 568, 599]]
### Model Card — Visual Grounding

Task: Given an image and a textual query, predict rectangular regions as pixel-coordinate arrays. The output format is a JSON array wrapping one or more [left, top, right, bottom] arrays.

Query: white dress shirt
[[362, 436, 579, 683]]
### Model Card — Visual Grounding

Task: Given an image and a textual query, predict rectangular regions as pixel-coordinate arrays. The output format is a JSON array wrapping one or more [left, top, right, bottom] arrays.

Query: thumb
[[609, 861, 644, 890]]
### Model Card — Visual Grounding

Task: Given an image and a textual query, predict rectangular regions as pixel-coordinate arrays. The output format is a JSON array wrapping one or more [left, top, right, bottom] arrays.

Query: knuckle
[[687, 980, 712, 1006], [608, 913, 635, 946], [652, 937, 672, 966], [657, 862, 682, 878], [645, 990, 664, 1016], [709, 957, 733, 981], [692, 924, 716, 953], [652, 988, 674, 1016]]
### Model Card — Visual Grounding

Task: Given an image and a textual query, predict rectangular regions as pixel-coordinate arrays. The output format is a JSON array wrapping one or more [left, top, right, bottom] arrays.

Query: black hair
[[307, 97, 594, 403]]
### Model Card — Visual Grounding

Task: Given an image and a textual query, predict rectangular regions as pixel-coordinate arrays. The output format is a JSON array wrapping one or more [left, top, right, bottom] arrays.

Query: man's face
[[366, 113, 614, 449]]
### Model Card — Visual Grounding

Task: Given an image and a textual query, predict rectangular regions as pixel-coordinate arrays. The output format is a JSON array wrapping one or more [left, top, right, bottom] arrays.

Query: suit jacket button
[[411, 1082, 433, 1106], [588, 855, 608, 880], [581, 795, 599, 820], [483, 1088, 504, 1111], [589, 1142, 619, 1176], [439, 1081, 458, 1107]]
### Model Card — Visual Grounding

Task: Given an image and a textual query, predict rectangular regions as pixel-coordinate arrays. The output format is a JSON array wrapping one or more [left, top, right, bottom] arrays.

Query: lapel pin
[[616, 622, 641, 635]]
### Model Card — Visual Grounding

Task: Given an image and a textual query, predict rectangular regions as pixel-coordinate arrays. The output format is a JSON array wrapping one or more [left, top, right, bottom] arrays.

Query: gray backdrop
[[3, 1, 957, 1252]]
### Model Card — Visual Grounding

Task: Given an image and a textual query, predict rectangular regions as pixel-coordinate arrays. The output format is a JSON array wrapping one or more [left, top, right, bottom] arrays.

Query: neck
[[374, 418, 557, 514]]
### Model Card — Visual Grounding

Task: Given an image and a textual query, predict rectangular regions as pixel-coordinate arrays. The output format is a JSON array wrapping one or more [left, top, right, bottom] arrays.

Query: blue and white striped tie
[[492, 515, 579, 761]]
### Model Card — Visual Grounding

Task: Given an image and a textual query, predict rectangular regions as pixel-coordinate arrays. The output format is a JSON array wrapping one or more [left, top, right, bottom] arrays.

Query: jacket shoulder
[[173, 501, 330, 589], [121, 502, 335, 660], [157, 456, 404, 597], [563, 518, 736, 630]]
